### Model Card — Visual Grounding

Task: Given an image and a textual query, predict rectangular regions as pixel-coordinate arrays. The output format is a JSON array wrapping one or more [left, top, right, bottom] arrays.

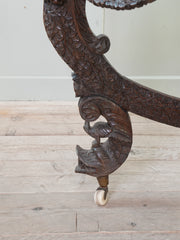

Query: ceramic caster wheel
[[94, 188, 109, 206]]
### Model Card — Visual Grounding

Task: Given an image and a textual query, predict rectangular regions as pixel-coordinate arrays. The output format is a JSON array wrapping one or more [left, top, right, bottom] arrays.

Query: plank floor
[[0, 102, 179, 240]]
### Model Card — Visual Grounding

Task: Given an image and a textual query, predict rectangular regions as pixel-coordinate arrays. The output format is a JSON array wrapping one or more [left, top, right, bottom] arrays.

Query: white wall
[[104, 0, 180, 97], [0, 0, 103, 100], [0, 0, 179, 100]]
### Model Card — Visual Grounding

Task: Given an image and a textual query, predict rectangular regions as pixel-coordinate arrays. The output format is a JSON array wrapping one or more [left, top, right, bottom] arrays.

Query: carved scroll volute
[[76, 97, 133, 177], [43, 0, 180, 127]]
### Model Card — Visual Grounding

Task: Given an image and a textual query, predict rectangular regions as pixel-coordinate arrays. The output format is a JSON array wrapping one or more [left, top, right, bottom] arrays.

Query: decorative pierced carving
[[88, 0, 157, 10], [43, 0, 180, 181], [76, 96, 132, 177], [43, 0, 180, 128]]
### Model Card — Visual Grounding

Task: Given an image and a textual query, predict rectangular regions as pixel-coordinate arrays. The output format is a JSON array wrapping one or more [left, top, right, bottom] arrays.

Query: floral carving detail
[[76, 96, 132, 177], [43, 0, 180, 178], [43, 0, 180, 128], [88, 0, 157, 10]]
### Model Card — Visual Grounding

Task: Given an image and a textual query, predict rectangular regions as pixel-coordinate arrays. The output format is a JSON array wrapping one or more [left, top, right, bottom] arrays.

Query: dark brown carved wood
[[43, 0, 180, 201], [76, 96, 132, 177]]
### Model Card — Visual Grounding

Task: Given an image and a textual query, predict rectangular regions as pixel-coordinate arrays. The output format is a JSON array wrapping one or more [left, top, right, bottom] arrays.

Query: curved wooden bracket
[[43, 0, 180, 181], [76, 96, 132, 177], [44, 0, 180, 127]]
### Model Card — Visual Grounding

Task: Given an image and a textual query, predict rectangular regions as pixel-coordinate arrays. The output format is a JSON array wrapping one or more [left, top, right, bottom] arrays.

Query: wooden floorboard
[[1, 191, 179, 212], [1, 160, 180, 177], [1, 173, 180, 193], [0, 207, 179, 234], [0, 135, 179, 162], [0, 102, 179, 239], [1, 232, 180, 240], [0, 102, 179, 136], [0, 192, 180, 235]]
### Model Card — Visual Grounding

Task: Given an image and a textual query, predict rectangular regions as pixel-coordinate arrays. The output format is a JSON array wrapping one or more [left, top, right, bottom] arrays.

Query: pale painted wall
[[0, 0, 179, 100], [104, 0, 180, 97], [0, 0, 103, 100]]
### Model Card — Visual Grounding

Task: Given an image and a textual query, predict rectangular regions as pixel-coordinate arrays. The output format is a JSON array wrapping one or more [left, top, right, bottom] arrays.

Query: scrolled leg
[[75, 96, 133, 205], [43, 0, 180, 206]]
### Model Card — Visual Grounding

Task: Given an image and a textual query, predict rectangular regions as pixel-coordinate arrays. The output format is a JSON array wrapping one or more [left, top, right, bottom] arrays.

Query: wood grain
[[0, 102, 179, 239], [0, 160, 180, 177], [0, 210, 76, 235], [0, 192, 180, 235], [0, 172, 180, 193], [1, 191, 179, 212], [0, 135, 179, 161], [0, 102, 179, 136], [0, 232, 180, 240]]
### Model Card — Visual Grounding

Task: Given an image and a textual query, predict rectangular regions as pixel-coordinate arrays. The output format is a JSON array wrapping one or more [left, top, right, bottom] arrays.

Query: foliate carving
[[75, 97, 132, 177], [43, 0, 180, 180], [88, 0, 157, 10], [43, 0, 180, 128]]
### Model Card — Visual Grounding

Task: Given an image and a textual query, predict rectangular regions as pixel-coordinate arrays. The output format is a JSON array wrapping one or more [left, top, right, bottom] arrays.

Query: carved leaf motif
[[43, 0, 180, 180], [76, 96, 133, 177], [88, 0, 157, 10], [44, 0, 180, 128]]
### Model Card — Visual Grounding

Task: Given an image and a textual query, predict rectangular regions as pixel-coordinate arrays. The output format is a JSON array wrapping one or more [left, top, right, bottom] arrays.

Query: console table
[[43, 0, 180, 205]]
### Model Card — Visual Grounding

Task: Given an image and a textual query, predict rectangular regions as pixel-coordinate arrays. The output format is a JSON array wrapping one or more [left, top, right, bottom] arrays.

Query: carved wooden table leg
[[76, 96, 132, 204], [43, 0, 180, 205]]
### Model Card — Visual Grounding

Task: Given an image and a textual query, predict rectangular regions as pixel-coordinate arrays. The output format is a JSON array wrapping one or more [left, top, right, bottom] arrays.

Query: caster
[[94, 187, 109, 206]]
